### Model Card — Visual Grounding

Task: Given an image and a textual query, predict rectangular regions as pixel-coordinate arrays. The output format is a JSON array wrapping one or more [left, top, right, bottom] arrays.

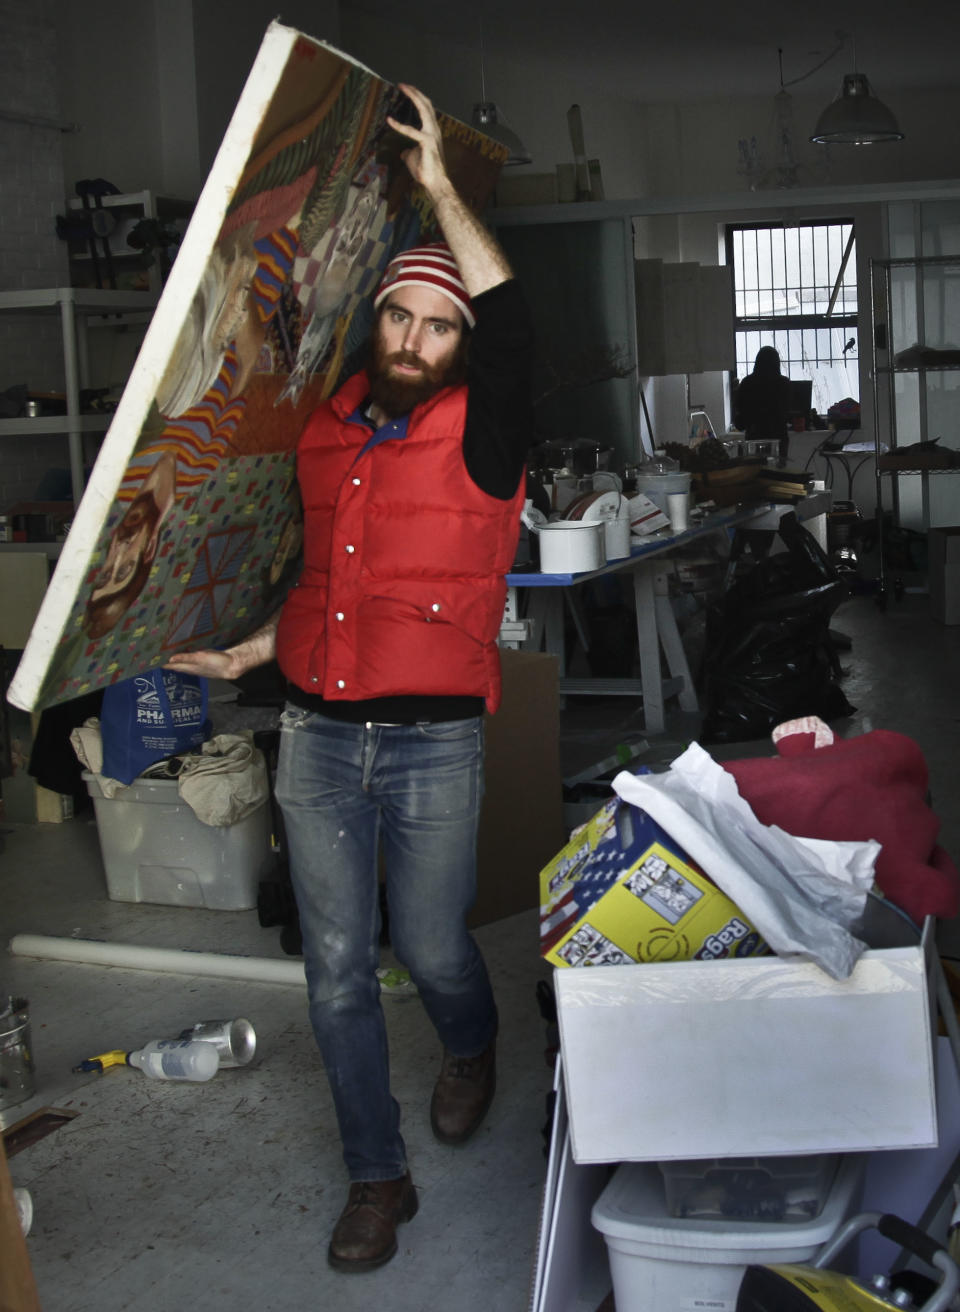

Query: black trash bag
[[700, 513, 854, 744]]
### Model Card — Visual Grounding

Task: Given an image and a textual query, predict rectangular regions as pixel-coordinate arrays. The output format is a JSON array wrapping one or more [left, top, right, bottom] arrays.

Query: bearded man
[[167, 82, 532, 1272]]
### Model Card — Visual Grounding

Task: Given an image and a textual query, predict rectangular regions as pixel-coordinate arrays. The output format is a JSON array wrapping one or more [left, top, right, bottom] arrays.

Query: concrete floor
[[3, 582, 960, 1310]]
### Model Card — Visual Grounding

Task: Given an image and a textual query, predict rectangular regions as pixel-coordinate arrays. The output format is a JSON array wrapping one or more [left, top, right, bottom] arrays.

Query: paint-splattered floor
[[5, 585, 960, 1310]]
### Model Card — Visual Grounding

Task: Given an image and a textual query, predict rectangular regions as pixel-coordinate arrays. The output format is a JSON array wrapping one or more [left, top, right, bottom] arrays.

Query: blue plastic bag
[[100, 668, 210, 785]]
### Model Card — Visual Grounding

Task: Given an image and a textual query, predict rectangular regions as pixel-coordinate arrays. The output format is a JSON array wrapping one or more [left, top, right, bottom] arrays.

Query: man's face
[[90, 492, 163, 602], [369, 285, 466, 417]]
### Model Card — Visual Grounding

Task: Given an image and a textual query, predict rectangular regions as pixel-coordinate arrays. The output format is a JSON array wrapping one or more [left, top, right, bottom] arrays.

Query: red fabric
[[276, 372, 525, 712], [721, 727, 960, 924]]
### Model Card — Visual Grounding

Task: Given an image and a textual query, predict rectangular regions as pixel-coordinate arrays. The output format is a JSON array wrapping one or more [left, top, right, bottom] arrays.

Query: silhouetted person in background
[[734, 345, 791, 466]]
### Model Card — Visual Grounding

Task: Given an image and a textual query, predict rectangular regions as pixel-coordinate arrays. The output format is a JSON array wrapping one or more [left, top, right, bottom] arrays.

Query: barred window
[[726, 220, 859, 417]]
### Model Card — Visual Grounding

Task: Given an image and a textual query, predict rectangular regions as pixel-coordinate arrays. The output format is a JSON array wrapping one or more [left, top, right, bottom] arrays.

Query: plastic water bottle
[[127, 1038, 219, 1082]]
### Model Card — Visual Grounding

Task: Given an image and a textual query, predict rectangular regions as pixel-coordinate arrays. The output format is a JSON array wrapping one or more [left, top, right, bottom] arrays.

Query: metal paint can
[[0, 997, 36, 1116], [176, 1017, 256, 1068], [25, 400, 41, 418]]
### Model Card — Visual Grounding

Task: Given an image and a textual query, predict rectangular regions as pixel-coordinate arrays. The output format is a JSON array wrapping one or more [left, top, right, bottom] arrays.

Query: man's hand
[[164, 649, 242, 681], [387, 84, 454, 203], [164, 609, 281, 683], [386, 82, 513, 298]]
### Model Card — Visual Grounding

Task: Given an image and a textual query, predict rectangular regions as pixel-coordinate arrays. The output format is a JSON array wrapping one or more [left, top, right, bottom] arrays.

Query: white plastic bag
[[612, 743, 878, 979]]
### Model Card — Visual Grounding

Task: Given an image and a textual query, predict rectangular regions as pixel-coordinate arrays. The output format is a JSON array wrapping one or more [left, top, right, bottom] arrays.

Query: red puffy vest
[[275, 371, 525, 713]]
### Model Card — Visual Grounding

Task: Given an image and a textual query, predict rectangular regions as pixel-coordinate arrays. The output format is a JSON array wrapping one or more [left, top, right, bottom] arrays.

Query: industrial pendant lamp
[[470, 20, 532, 165], [471, 102, 532, 165], [810, 71, 904, 144]]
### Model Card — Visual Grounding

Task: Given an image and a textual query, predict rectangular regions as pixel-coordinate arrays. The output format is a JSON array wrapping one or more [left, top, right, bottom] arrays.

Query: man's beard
[[368, 338, 467, 419]]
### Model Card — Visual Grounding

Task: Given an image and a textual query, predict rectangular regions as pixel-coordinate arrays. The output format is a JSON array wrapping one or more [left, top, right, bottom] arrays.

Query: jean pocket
[[279, 705, 312, 732], [416, 717, 482, 743]]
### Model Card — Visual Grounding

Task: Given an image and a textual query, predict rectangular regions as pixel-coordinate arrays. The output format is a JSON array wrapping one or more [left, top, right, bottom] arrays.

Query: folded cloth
[[721, 717, 959, 925], [69, 719, 127, 798], [177, 730, 269, 827]]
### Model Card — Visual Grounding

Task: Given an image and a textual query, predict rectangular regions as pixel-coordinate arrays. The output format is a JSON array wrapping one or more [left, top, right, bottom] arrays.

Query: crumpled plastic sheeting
[[612, 742, 879, 979], [177, 731, 269, 827]]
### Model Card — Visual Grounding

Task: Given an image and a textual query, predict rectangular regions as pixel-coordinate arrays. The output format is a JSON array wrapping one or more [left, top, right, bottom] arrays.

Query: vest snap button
[[345, 544, 355, 553], [311, 676, 318, 684], [336, 612, 344, 621], [352, 477, 361, 486], [337, 679, 345, 689], [431, 603, 441, 612]]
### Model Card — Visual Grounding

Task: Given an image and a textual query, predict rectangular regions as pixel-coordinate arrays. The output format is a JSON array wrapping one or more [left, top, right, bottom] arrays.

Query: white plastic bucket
[[634, 471, 691, 516], [537, 520, 605, 574]]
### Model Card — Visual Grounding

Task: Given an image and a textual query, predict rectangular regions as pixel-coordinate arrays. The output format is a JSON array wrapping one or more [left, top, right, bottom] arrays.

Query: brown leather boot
[[327, 1172, 418, 1272], [429, 1040, 496, 1145]]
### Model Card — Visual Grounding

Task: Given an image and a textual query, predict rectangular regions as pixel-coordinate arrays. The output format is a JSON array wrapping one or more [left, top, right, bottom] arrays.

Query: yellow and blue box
[[539, 793, 767, 967]]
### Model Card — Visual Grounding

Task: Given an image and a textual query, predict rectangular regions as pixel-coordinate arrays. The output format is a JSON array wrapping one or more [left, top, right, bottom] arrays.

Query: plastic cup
[[667, 493, 689, 533]]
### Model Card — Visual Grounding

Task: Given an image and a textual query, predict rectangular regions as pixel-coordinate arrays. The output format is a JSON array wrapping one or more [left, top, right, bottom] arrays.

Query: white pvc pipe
[[8, 935, 306, 987]]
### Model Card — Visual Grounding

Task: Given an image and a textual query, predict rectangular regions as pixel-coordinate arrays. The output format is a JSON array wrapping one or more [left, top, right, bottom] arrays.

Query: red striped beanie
[[373, 242, 475, 328]]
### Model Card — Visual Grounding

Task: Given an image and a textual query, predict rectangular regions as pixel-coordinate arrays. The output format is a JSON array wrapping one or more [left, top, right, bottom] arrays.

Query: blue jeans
[[274, 708, 498, 1181]]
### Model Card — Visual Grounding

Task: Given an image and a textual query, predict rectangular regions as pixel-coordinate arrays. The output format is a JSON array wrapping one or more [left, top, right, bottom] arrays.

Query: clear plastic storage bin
[[83, 773, 272, 910], [592, 1156, 862, 1312], [658, 1154, 839, 1222]]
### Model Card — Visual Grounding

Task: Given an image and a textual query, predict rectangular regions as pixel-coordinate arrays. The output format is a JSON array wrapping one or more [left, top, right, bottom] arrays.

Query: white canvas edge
[[8, 20, 305, 711]]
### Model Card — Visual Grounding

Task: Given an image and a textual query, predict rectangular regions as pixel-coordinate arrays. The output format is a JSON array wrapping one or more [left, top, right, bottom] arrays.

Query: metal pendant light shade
[[810, 72, 904, 144], [471, 101, 532, 165]]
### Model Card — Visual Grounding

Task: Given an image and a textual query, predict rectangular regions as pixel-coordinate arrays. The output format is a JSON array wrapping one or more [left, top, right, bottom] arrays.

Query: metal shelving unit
[[64, 190, 192, 297], [869, 254, 960, 604], [0, 286, 157, 505]]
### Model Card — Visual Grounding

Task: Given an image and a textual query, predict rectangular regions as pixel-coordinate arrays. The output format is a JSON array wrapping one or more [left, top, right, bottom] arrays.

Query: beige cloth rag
[[176, 731, 269, 827], [69, 719, 127, 797]]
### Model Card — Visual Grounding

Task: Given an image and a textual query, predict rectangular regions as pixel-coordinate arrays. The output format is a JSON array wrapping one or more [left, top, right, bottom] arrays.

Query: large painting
[[8, 23, 505, 712]]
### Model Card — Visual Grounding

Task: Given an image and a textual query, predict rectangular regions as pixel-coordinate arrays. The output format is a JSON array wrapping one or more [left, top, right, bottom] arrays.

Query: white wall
[[56, 1, 165, 197], [340, 7, 653, 199], [340, 8, 960, 203], [0, 0, 73, 506], [56, 1, 339, 201], [191, 1, 340, 187], [632, 85, 960, 199]]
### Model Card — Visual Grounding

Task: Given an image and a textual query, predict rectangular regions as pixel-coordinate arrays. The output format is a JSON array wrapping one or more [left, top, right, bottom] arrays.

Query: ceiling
[[341, 0, 960, 105]]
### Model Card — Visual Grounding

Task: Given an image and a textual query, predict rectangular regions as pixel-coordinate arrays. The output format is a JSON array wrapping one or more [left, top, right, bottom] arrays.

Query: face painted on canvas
[[84, 452, 177, 639]]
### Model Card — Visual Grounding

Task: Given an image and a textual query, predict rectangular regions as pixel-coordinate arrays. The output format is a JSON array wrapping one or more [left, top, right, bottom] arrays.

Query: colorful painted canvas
[[8, 23, 505, 712]]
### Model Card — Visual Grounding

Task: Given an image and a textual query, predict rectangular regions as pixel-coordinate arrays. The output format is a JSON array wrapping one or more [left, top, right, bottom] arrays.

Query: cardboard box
[[472, 649, 565, 927], [540, 795, 767, 967], [555, 939, 936, 1164], [928, 525, 960, 624]]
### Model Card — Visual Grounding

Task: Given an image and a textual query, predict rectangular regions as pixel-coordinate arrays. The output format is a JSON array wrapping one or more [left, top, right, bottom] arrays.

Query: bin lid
[[591, 1156, 863, 1254]]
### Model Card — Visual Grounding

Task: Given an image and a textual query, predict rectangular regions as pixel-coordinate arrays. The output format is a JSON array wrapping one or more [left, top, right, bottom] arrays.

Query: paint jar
[[0, 997, 36, 1116]]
